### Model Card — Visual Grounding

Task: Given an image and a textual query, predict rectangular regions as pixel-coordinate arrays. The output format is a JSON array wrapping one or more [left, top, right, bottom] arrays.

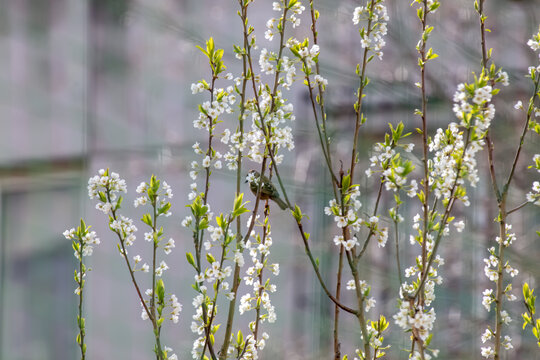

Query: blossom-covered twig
[[88, 170, 178, 360], [476, 2, 540, 356], [64, 220, 100, 360]]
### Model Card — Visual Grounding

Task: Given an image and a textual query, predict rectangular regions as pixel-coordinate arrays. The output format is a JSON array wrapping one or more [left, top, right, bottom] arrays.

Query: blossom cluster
[[324, 183, 387, 249], [89, 170, 181, 335], [527, 165, 540, 206], [189, 85, 236, 179], [88, 169, 127, 214], [244, 89, 296, 165], [393, 213, 448, 356], [430, 75, 497, 204], [64, 225, 100, 260], [393, 301, 438, 359], [431, 71, 509, 205], [352, 0, 389, 60], [365, 123, 416, 195], [525, 29, 540, 207], [64, 221, 100, 296], [190, 294, 216, 359], [235, 217, 279, 359], [480, 225, 519, 357], [351, 315, 391, 360]]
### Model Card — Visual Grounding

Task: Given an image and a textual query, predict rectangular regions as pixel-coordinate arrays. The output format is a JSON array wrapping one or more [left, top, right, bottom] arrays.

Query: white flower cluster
[[242, 89, 295, 165], [194, 87, 236, 130], [110, 215, 137, 249], [401, 254, 443, 306], [232, 224, 279, 358], [240, 237, 278, 318], [352, 0, 389, 59], [526, 161, 540, 206], [141, 288, 182, 326], [410, 213, 462, 249], [395, 217, 445, 349], [155, 260, 169, 277], [481, 334, 513, 358], [134, 180, 173, 212], [259, 48, 276, 75], [525, 30, 540, 208], [431, 75, 506, 206], [64, 222, 100, 295], [394, 302, 436, 342], [346, 279, 368, 292], [235, 333, 269, 360], [88, 169, 127, 214], [266, 1, 305, 41], [189, 85, 236, 181], [163, 346, 178, 360], [407, 350, 439, 360], [527, 28, 540, 53], [73, 271, 86, 296], [209, 90, 295, 171], [133, 255, 149, 273], [195, 261, 233, 286], [481, 223, 519, 357], [366, 141, 416, 195], [428, 123, 473, 203], [280, 56, 298, 90], [190, 294, 215, 358], [169, 294, 182, 324], [452, 82, 497, 135], [324, 185, 390, 250], [64, 227, 100, 259]]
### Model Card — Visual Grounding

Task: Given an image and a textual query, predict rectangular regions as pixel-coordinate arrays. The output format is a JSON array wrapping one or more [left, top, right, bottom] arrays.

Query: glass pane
[[0, 184, 80, 360]]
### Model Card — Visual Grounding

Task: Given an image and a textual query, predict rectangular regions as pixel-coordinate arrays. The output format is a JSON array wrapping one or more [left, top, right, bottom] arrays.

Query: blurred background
[[1, 0, 539, 359]]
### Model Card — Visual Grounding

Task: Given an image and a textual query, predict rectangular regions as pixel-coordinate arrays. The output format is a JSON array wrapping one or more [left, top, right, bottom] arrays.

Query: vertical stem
[[333, 246, 344, 359], [151, 197, 164, 360], [151, 198, 158, 329], [394, 215, 403, 287], [493, 215, 506, 360], [419, 0, 430, 311], [254, 200, 271, 341], [347, 252, 371, 359], [350, 4, 375, 182], [106, 191, 161, 359], [77, 249, 86, 360], [219, 3, 249, 357]]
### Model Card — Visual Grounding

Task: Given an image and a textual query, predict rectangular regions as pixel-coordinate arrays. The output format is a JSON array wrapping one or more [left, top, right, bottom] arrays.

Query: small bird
[[245, 170, 288, 210]]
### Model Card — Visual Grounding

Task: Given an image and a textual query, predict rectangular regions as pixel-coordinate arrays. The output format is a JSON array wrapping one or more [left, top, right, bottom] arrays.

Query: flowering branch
[[64, 220, 100, 360], [475, 2, 540, 358], [88, 170, 179, 360]]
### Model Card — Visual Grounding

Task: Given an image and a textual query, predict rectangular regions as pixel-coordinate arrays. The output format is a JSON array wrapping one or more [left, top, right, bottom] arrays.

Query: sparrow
[[245, 170, 288, 210]]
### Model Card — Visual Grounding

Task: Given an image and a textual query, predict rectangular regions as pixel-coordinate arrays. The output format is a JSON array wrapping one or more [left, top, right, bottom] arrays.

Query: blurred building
[[0, 0, 539, 359]]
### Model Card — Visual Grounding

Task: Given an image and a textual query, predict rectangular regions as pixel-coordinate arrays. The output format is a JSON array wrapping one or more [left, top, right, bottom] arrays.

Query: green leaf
[[341, 174, 351, 192], [156, 279, 165, 303], [524, 283, 531, 299], [237, 330, 244, 345], [196, 45, 208, 57], [186, 252, 196, 268], [206, 253, 216, 264], [142, 213, 153, 227], [207, 37, 214, 55], [216, 214, 224, 229], [158, 202, 171, 216], [291, 204, 303, 223]]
